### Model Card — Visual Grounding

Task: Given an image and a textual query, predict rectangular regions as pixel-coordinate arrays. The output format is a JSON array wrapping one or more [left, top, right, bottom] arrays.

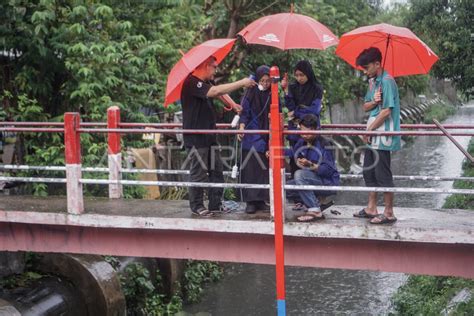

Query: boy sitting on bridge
[[284, 114, 340, 222]]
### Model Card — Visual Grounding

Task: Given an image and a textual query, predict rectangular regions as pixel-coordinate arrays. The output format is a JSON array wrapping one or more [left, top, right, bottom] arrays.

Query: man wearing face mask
[[237, 65, 273, 214], [181, 56, 256, 217]]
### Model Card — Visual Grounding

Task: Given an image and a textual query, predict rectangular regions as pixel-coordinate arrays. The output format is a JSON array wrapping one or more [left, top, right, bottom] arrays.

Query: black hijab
[[245, 65, 271, 129], [289, 60, 323, 107]]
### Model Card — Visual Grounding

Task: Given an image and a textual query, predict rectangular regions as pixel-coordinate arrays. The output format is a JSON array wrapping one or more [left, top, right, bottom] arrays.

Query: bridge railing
[[1, 111, 474, 215]]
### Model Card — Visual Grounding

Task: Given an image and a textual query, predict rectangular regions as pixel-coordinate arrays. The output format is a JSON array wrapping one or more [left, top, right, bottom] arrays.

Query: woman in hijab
[[238, 65, 272, 214], [282, 60, 324, 176]]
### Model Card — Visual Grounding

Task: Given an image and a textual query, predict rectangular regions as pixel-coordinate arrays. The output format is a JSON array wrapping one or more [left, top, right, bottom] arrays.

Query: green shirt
[[365, 71, 401, 151]]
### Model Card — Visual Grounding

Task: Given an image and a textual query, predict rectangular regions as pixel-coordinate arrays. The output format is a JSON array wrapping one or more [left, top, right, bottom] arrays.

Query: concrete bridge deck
[[1, 196, 473, 278]]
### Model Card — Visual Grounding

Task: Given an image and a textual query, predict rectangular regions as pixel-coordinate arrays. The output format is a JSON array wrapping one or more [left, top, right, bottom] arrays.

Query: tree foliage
[[405, 0, 473, 99], [2, 0, 446, 121]]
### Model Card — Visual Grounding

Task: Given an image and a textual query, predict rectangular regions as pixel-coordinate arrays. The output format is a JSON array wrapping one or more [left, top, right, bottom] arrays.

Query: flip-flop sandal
[[353, 208, 377, 218], [370, 214, 397, 225], [191, 208, 212, 217], [296, 212, 325, 222], [292, 203, 307, 212], [320, 200, 334, 211], [211, 204, 232, 214]]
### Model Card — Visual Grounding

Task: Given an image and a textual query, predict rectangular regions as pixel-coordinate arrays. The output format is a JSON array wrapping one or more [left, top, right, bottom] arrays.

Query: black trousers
[[363, 149, 394, 187], [186, 146, 224, 212], [240, 149, 269, 203]]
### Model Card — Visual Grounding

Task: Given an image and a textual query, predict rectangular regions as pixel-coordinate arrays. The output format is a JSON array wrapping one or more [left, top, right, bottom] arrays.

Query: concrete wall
[[429, 78, 459, 104], [328, 98, 366, 124], [329, 78, 458, 124], [0, 252, 25, 277]]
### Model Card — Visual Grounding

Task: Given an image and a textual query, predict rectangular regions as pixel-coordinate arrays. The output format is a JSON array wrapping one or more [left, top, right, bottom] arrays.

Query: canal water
[[184, 102, 474, 315]]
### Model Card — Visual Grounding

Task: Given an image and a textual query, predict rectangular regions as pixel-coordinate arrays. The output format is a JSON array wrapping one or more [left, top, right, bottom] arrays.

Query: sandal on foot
[[292, 203, 307, 212], [370, 214, 397, 225], [320, 200, 334, 211], [296, 212, 325, 222], [353, 208, 377, 218], [210, 205, 232, 214], [191, 208, 212, 217]]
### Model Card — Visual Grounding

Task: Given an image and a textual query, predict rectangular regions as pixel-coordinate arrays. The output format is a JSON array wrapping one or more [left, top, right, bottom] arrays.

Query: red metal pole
[[64, 112, 84, 214], [269, 66, 286, 315], [107, 106, 123, 198]]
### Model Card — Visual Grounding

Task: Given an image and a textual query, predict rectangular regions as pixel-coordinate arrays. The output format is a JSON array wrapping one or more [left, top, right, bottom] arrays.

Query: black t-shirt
[[181, 75, 217, 148]]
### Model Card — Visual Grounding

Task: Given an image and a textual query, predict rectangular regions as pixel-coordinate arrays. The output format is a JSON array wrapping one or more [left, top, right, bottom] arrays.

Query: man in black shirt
[[181, 56, 256, 216]]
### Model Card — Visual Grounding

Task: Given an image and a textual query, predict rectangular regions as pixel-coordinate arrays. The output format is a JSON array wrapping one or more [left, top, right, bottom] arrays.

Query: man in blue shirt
[[285, 114, 340, 222], [353, 47, 401, 224]]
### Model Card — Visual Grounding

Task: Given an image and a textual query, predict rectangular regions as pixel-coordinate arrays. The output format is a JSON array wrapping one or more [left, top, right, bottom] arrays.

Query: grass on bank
[[443, 138, 474, 209], [423, 98, 457, 124]]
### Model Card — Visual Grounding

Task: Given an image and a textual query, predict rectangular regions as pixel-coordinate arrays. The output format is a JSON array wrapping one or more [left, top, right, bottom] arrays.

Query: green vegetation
[[392, 138, 474, 315], [0, 253, 43, 289], [406, 0, 473, 99], [183, 260, 223, 303], [109, 258, 222, 315], [392, 276, 474, 315], [119, 262, 183, 316], [0, 271, 43, 289], [423, 98, 457, 124], [443, 138, 474, 210], [223, 187, 237, 201]]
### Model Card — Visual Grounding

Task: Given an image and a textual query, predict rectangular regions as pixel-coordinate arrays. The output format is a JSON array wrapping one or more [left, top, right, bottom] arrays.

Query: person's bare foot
[[365, 208, 378, 216], [297, 211, 325, 222]]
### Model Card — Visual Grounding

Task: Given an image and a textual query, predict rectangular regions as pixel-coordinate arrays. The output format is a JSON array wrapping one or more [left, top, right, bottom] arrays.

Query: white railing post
[[64, 112, 84, 214]]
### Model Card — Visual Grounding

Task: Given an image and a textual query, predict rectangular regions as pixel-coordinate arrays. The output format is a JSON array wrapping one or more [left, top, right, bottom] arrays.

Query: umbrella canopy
[[237, 12, 338, 50], [164, 38, 236, 107], [335, 23, 438, 77]]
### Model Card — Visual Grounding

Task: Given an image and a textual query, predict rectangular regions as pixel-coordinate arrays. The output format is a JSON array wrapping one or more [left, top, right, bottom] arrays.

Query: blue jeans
[[286, 169, 329, 209]]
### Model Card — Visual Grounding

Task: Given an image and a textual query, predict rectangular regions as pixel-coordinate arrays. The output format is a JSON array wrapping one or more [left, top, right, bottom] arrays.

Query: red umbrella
[[237, 11, 338, 50], [336, 23, 438, 77], [164, 38, 236, 107]]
